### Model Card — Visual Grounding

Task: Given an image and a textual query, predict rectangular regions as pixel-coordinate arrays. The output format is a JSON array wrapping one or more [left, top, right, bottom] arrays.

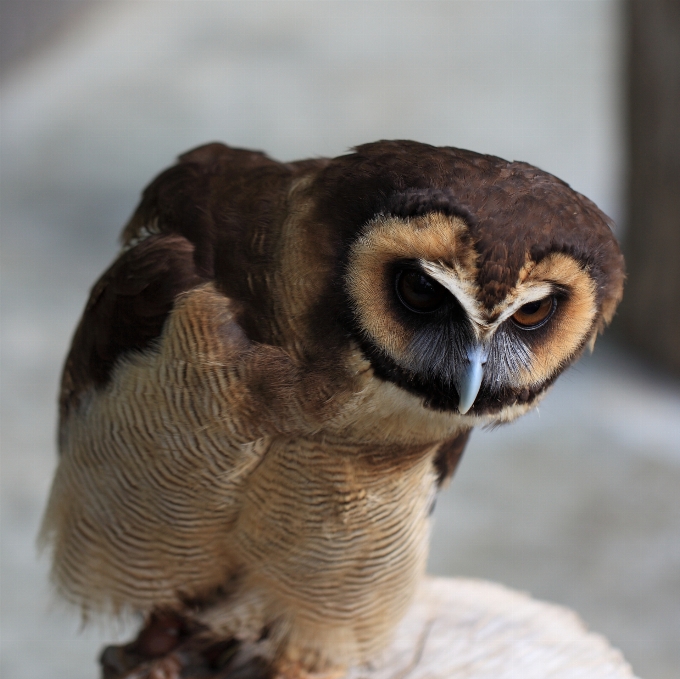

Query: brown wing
[[120, 143, 287, 278], [121, 142, 329, 342], [59, 234, 205, 426], [59, 143, 320, 430], [60, 144, 291, 419], [433, 429, 472, 486]]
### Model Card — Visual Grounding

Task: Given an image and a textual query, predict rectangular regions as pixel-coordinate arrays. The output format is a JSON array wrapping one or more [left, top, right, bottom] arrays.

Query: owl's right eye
[[511, 296, 556, 329], [395, 269, 446, 313]]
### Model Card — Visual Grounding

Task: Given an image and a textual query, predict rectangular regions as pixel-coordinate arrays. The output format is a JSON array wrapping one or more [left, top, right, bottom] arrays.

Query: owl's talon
[[134, 611, 188, 657], [100, 643, 141, 678], [100, 617, 276, 679]]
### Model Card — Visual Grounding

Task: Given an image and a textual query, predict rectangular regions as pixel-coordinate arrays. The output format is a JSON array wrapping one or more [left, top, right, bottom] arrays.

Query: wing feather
[[46, 144, 319, 612]]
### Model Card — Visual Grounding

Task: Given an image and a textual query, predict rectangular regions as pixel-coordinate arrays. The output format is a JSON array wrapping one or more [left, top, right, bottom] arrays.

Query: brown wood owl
[[40, 140, 625, 678]]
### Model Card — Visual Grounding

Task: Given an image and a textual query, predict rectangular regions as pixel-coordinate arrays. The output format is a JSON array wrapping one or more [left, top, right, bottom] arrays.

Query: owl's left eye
[[511, 296, 556, 329], [396, 269, 447, 313]]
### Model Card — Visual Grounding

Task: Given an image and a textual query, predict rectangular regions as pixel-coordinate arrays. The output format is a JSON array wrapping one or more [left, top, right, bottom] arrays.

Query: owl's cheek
[[520, 314, 596, 388]]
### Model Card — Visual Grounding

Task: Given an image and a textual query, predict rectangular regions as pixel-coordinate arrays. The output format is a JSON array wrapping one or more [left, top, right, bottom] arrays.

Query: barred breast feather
[[43, 278, 439, 667]]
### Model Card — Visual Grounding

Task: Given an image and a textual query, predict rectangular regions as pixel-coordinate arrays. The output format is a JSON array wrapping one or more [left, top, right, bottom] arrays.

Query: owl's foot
[[99, 611, 274, 679]]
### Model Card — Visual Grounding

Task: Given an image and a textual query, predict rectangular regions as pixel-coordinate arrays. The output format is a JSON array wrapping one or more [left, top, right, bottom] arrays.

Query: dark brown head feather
[[310, 140, 624, 311]]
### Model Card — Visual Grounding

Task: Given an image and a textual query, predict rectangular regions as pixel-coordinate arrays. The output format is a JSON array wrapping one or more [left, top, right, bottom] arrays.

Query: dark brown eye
[[511, 296, 556, 329], [396, 269, 446, 313]]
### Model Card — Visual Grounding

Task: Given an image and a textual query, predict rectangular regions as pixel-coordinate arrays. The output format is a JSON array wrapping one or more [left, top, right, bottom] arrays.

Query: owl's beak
[[456, 344, 488, 415]]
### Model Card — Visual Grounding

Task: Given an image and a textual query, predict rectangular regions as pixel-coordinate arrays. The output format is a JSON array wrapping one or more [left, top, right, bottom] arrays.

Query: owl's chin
[[421, 380, 549, 418], [359, 339, 553, 418], [454, 378, 553, 417]]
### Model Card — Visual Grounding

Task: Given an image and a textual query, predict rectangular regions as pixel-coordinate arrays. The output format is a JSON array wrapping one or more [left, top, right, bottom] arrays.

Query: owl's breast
[[232, 435, 438, 665]]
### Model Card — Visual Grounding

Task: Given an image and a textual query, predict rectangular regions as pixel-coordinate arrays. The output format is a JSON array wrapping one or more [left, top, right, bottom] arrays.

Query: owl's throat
[[357, 334, 549, 417]]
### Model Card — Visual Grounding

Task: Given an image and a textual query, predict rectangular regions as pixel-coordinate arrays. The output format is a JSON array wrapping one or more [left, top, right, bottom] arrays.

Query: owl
[[41, 140, 624, 678]]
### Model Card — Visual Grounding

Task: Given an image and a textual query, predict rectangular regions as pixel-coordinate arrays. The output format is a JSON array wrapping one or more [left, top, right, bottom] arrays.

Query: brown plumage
[[41, 140, 624, 677]]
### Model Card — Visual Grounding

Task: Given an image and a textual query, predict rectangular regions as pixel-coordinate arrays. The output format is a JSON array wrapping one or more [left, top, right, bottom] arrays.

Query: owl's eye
[[511, 296, 556, 329], [396, 269, 446, 313]]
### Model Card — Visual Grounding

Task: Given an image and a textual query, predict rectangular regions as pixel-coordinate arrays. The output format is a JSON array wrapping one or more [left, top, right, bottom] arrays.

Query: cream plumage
[[41, 141, 625, 678]]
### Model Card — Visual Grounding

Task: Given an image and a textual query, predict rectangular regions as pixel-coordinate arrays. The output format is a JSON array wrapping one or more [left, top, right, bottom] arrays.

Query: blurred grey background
[[1, 2, 678, 679]]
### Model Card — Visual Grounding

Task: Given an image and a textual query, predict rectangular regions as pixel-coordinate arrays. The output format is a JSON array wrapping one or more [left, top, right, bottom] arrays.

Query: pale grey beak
[[456, 344, 488, 415]]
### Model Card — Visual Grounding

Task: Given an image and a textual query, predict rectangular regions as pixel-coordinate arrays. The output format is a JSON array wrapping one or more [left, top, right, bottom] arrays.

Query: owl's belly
[[231, 436, 437, 668]]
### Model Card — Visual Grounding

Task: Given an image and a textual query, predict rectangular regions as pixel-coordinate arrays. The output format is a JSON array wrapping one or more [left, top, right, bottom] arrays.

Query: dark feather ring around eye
[[395, 268, 447, 313]]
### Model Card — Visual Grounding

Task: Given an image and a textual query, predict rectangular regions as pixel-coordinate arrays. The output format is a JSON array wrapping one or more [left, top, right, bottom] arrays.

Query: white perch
[[344, 577, 638, 679]]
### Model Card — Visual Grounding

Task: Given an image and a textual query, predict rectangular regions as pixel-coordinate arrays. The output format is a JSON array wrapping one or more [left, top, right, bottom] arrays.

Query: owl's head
[[302, 141, 625, 425]]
